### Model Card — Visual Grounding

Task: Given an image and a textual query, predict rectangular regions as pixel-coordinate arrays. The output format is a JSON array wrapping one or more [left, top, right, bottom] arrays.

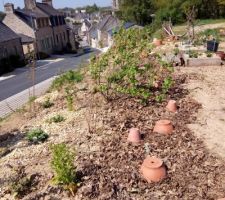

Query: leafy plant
[[51, 70, 83, 90], [206, 51, 213, 57], [26, 128, 49, 143], [42, 98, 54, 109], [50, 143, 77, 194], [48, 115, 65, 123], [89, 27, 174, 104], [189, 50, 198, 58]]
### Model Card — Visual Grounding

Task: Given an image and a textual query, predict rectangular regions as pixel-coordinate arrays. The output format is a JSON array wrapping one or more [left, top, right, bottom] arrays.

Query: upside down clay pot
[[216, 51, 225, 60], [153, 38, 162, 46], [166, 100, 178, 113], [127, 128, 141, 143], [153, 120, 173, 135], [140, 156, 167, 183]]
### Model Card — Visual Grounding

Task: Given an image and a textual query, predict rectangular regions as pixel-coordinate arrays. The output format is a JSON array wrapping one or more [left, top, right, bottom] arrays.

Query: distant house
[[87, 23, 98, 48], [3, 0, 70, 56], [97, 15, 120, 48], [0, 21, 24, 74], [81, 19, 91, 36]]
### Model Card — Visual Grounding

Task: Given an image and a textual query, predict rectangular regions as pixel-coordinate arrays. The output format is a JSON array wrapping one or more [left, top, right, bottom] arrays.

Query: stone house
[[97, 15, 120, 48], [3, 0, 69, 56], [0, 21, 24, 74]]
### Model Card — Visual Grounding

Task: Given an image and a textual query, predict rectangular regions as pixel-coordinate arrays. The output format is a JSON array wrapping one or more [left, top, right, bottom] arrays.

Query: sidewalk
[[0, 77, 55, 118]]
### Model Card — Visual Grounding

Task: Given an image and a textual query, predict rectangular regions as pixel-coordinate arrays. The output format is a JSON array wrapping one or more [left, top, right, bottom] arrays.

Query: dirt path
[[179, 65, 225, 158]]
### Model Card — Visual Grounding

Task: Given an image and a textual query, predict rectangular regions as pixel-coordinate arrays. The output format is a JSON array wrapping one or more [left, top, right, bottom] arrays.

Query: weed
[[48, 115, 65, 123], [51, 70, 83, 90], [42, 97, 54, 109], [26, 128, 49, 143], [50, 143, 77, 194]]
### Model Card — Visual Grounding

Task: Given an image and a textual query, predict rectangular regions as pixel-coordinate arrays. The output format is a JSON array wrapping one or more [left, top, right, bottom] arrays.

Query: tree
[[0, 12, 5, 21], [118, 0, 154, 25]]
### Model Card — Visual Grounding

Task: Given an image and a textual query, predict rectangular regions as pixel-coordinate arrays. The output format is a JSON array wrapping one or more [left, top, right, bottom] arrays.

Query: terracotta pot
[[216, 51, 225, 60], [140, 156, 167, 183], [153, 38, 162, 46], [153, 120, 173, 135], [166, 100, 178, 113], [127, 128, 141, 143]]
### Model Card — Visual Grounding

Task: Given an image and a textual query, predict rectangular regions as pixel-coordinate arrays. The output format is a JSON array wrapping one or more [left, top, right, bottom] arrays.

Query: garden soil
[[0, 66, 225, 199], [179, 65, 225, 158]]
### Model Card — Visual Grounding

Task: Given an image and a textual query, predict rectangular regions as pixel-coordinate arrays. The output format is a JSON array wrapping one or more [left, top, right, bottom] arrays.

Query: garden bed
[[0, 70, 225, 199]]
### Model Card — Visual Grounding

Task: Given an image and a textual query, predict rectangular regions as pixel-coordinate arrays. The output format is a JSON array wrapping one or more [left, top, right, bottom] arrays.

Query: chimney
[[4, 3, 14, 14], [42, 0, 53, 7], [24, 0, 36, 10]]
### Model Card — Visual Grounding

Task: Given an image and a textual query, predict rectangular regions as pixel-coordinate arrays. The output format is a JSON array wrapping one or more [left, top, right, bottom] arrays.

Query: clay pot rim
[[143, 156, 163, 169], [216, 51, 225, 54], [156, 120, 171, 125], [129, 128, 140, 132], [168, 100, 176, 104]]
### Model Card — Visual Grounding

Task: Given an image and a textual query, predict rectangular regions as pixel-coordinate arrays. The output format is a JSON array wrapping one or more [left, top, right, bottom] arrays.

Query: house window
[[56, 35, 59, 43]]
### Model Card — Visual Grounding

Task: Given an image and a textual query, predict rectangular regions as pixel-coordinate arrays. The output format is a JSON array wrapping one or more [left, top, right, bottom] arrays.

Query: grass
[[173, 19, 225, 35]]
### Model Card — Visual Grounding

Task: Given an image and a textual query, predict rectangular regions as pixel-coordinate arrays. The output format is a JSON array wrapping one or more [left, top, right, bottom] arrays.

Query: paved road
[[0, 49, 99, 117], [0, 50, 97, 101]]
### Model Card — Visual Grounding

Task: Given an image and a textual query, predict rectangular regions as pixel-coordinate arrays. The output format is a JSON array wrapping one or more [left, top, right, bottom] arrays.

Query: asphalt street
[[0, 49, 97, 101]]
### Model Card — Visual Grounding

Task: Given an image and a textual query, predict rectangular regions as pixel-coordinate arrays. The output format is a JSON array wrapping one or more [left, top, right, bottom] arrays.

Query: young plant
[[50, 143, 77, 195], [65, 88, 74, 111], [206, 51, 213, 57], [26, 128, 49, 143], [28, 96, 37, 103], [173, 48, 180, 56], [9, 166, 35, 198], [42, 97, 54, 109], [48, 115, 65, 123]]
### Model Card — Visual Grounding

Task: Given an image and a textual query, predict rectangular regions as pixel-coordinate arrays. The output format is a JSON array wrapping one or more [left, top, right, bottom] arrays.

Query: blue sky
[[0, 0, 112, 11]]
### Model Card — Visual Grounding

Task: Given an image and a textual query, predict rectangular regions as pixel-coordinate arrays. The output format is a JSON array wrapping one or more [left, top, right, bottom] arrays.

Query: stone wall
[[0, 38, 24, 60]]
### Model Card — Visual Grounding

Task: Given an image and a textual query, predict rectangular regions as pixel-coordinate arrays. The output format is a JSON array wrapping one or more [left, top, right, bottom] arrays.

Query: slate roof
[[36, 3, 63, 16], [98, 15, 120, 32], [89, 23, 98, 39], [107, 22, 136, 36], [15, 8, 48, 19], [18, 33, 34, 43], [0, 21, 20, 43], [83, 19, 92, 29]]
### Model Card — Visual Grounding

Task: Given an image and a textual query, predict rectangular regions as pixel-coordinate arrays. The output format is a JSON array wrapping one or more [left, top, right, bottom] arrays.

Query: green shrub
[[48, 115, 65, 123], [42, 98, 54, 109], [51, 70, 83, 90], [50, 144, 76, 185], [26, 129, 49, 143], [89, 27, 174, 103]]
